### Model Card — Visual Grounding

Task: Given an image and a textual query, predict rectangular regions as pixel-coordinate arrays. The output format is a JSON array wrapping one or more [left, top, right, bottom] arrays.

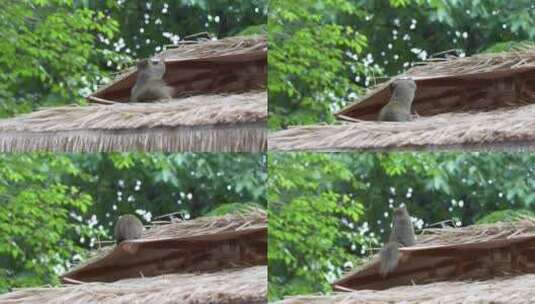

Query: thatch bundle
[[269, 102, 535, 151], [416, 218, 535, 246], [62, 208, 267, 282], [0, 91, 266, 152], [337, 50, 535, 121], [333, 219, 535, 291], [276, 273, 535, 304], [0, 265, 267, 304], [155, 35, 266, 61], [93, 35, 266, 102]]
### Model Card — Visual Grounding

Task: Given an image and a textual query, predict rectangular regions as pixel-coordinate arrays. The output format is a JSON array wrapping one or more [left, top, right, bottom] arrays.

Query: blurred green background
[[268, 152, 535, 301], [0, 0, 267, 118], [269, 0, 535, 129], [0, 153, 266, 293]]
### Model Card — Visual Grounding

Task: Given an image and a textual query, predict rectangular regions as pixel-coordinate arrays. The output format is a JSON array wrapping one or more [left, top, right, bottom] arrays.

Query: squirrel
[[378, 78, 417, 122], [378, 205, 416, 276], [115, 214, 144, 244], [130, 58, 174, 102]]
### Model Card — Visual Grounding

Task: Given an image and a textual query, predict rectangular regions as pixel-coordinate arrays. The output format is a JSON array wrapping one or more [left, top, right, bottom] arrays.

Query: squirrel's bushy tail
[[379, 242, 400, 277]]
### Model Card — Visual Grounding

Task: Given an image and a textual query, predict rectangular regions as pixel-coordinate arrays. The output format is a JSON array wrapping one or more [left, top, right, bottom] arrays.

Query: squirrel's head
[[393, 205, 409, 216], [390, 78, 417, 104], [136, 58, 166, 78]]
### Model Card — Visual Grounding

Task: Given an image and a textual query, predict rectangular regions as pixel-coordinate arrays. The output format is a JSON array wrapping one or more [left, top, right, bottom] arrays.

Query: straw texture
[[269, 103, 535, 151], [141, 207, 267, 241], [406, 49, 535, 78], [0, 266, 267, 304], [0, 92, 267, 152], [416, 218, 535, 247], [158, 35, 266, 61], [277, 273, 535, 304]]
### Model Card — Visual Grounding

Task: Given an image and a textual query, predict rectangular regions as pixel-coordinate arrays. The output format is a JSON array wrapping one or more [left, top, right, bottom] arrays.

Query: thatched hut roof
[[333, 219, 535, 291], [276, 273, 535, 304], [0, 265, 267, 304], [62, 208, 267, 283], [269, 102, 535, 151], [92, 35, 266, 101], [0, 35, 267, 153], [337, 50, 535, 121], [269, 50, 535, 151], [0, 91, 266, 152]]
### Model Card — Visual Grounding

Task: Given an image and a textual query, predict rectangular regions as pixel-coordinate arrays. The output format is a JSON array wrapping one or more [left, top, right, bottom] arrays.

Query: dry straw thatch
[[93, 35, 267, 101], [269, 102, 535, 151], [0, 265, 267, 304], [62, 208, 267, 283], [333, 219, 535, 291], [276, 273, 535, 304], [270, 49, 535, 151], [0, 91, 267, 152]]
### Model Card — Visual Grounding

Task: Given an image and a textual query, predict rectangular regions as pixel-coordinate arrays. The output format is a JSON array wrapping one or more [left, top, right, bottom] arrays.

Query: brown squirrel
[[130, 58, 174, 102], [115, 214, 144, 244], [378, 205, 416, 276], [378, 78, 417, 122]]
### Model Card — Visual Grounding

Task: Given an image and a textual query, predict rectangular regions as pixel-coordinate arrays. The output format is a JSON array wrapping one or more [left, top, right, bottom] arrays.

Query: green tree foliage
[[0, 0, 121, 117], [269, 0, 367, 129], [269, 0, 535, 129], [268, 152, 535, 300], [63, 153, 267, 221], [0, 154, 94, 292], [0, 153, 266, 293], [87, 0, 267, 59], [353, 0, 535, 77], [269, 153, 366, 300]]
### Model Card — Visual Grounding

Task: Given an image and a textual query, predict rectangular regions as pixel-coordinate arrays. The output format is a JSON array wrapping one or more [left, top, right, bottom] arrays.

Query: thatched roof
[[62, 208, 267, 283], [270, 50, 535, 151], [333, 219, 535, 291], [0, 265, 267, 304], [0, 91, 266, 152], [337, 50, 535, 121], [276, 273, 535, 304], [92, 35, 266, 102], [0, 35, 267, 153], [269, 102, 535, 151]]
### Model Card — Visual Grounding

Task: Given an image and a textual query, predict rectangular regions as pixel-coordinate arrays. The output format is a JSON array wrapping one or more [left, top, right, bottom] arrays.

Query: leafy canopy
[[0, 0, 120, 117]]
